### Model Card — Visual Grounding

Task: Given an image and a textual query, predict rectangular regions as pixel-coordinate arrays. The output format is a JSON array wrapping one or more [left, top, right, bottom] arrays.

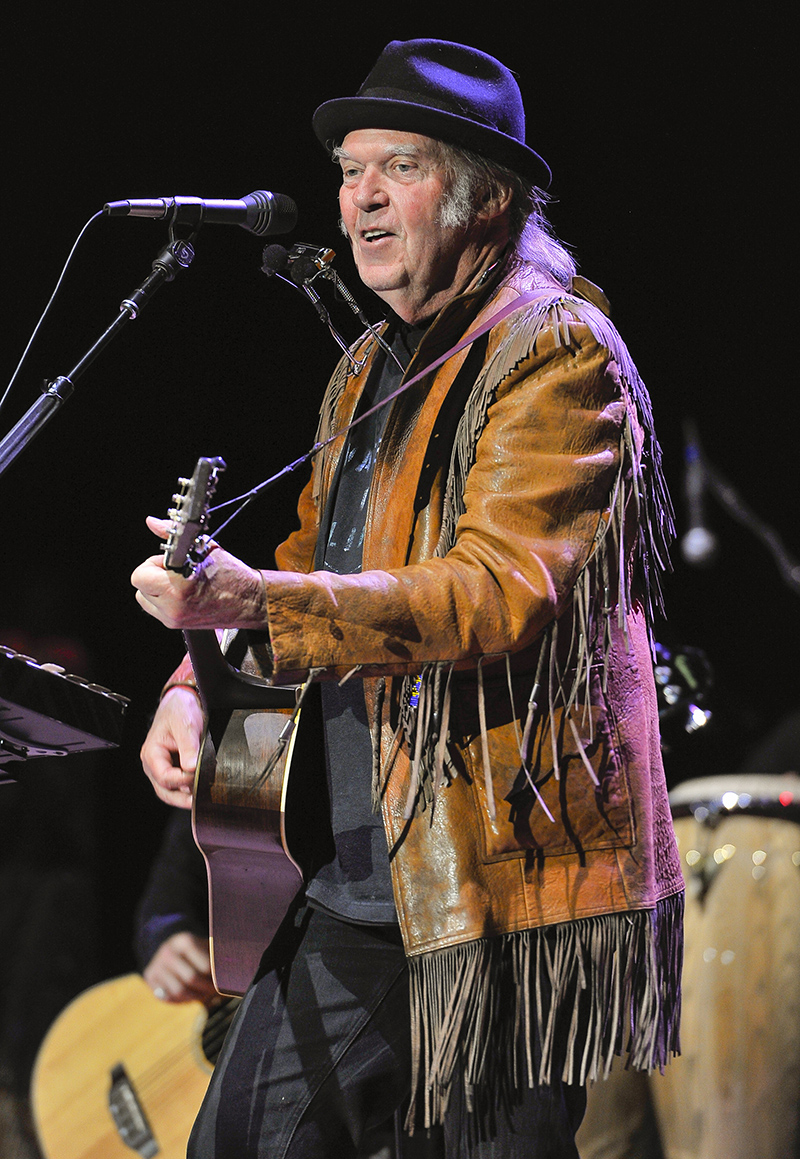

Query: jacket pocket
[[458, 679, 635, 861]]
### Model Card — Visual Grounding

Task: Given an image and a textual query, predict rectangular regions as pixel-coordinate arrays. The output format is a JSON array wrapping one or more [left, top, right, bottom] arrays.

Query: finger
[[141, 730, 191, 778], [158, 787, 194, 809], [141, 743, 195, 808], [168, 711, 203, 774], [134, 588, 160, 621], [131, 554, 169, 591], [134, 586, 181, 630], [174, 933, 213, 975], [167, 951, 200, 988], [146, 959, 214, 1004], [146, 771, 194, 808], [146, 515, 172, 540], [143, 968, 172, 1000]]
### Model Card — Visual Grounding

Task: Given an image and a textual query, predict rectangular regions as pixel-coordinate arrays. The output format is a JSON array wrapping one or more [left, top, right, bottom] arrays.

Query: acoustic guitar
[[30, 972, 239, 1159], [163, 458, 331, 997]]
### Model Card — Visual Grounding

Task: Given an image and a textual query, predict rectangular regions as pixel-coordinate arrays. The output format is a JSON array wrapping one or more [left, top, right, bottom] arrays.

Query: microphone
[[260, 242, 335, 282], [104, 191, 297, 237], [260, 244, 290, 275], [680, 420, 719, 567], [290, 256, 324, 287]]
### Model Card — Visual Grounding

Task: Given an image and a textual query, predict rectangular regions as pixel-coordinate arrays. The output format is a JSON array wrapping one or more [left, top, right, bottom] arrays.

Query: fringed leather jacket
[[170, 262, 684, 1124]]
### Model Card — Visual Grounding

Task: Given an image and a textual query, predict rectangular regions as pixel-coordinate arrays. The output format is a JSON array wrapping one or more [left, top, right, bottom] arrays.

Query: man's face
[[337, 129, 482, 324]]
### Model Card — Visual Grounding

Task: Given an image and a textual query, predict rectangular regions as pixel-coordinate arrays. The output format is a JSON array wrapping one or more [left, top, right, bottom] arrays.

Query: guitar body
[[31, 974, 237, 1159], [189, 633, 331, 998]]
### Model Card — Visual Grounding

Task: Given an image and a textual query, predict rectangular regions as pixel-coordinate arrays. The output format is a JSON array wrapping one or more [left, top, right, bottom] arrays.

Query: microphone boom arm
[[0, 236, 195, 480]]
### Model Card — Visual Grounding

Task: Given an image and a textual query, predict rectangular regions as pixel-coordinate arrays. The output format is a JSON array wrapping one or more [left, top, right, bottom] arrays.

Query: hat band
[[357, 85, 499, 130]]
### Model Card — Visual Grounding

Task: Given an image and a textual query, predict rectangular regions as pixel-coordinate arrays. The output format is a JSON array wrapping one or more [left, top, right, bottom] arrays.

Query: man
[[132, 39, 684, 1158]]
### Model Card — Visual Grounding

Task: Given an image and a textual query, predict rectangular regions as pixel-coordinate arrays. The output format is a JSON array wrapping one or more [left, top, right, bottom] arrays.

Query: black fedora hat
[[312, 39, 551, 189]]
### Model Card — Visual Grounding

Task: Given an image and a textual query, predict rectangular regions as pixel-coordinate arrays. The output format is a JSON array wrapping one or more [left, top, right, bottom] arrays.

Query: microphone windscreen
[[268, 193, 299, 235], [261, 244, 289, 275], [290, 257, 319, 286]]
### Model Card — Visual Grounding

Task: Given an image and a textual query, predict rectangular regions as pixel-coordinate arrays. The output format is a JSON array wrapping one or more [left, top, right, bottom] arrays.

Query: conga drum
[[579, 773, 800, 1159], [650, 773, 800, 1159]]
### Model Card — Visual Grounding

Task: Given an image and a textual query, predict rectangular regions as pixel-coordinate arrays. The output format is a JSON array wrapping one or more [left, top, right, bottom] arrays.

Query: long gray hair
[[433, 141, 577, 289]]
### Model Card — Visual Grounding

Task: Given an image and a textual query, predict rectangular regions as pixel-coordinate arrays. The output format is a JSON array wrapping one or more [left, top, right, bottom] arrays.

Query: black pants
[[188, 905, 586, 1158]]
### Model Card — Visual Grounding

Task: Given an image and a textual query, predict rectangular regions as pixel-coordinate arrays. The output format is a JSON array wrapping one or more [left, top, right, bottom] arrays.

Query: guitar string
[[123, 1000, 239, 1100], [130, 1032, 211, 1096]]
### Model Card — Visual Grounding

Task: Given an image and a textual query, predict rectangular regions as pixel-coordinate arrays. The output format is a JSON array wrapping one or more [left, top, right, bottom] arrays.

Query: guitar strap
[[208, 288, 557, 538], [311, 287, 552, 460]]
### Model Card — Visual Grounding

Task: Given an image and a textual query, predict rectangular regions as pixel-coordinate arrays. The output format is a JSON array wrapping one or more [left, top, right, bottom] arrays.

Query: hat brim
[[312, 96, 552, 189]]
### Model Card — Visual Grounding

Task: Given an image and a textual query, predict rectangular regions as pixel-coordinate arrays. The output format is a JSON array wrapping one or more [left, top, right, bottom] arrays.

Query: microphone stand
[[0, 235, 196, 480], [680, 418, 800, 597]]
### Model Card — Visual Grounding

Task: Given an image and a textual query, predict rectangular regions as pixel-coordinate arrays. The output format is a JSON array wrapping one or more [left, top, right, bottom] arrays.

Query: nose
[[350, 167, 389, 213]]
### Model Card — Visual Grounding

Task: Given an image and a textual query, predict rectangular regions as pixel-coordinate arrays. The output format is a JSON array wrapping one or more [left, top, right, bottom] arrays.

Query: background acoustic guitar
[[31, 972, 239, 1159]]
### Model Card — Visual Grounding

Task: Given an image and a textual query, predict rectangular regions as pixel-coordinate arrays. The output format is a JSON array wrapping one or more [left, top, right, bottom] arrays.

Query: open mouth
[[362, 229, 394, 243]]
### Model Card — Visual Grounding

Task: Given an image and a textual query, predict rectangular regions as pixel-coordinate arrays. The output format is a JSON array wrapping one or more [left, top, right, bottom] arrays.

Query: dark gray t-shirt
[[305, 323, 424, 924]]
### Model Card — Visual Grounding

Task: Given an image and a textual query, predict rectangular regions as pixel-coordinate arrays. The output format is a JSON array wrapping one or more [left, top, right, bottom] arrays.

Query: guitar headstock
[[163, 456, 227, 574]]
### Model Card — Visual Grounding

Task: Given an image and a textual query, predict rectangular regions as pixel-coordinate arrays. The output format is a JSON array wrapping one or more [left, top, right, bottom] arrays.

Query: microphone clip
[[261, 242, 404, 375], [284, 243, 337, 286]]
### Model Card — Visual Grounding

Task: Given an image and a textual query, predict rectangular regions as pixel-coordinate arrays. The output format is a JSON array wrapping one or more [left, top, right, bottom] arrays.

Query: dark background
[[0, 6, 795, 1105]]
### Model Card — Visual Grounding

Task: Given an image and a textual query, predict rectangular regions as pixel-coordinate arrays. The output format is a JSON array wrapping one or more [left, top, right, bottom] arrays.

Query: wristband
[[160, 680, 203, 706]]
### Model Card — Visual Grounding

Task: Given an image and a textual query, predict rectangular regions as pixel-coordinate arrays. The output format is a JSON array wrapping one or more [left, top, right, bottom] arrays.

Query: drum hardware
[[671, 777, 800, 825], [653, 642, 713, 751], [673, 779, 800, 903], [682, 840, 735, 902]]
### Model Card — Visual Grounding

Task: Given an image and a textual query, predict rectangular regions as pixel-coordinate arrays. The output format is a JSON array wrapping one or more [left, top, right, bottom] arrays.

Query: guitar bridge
[[108, 1062, 159, 1156]]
